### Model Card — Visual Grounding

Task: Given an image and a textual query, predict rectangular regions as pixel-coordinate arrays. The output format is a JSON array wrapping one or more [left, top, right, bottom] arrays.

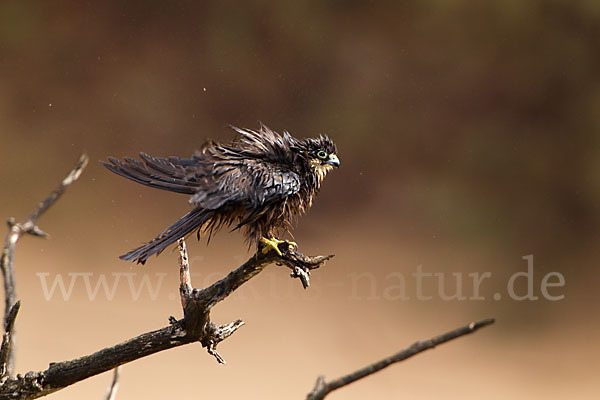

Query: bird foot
[[260, 237, 297, 256]]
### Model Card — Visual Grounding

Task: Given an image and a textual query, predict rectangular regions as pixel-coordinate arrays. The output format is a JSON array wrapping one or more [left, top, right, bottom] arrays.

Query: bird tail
[[120, 208, 212, 264]]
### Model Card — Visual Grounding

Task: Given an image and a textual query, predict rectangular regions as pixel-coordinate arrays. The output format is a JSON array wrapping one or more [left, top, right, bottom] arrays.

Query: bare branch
[[178, 239, 192, 309], [103, 367, 120, 400], [193, 245, 333, 310], [0, 301, 20, 380], [178, 239, 330, 363], [0, 154, 89, 377], [0, 241, 332, 399], [306, 318, 496, 400], [202, 319, 245, 364]]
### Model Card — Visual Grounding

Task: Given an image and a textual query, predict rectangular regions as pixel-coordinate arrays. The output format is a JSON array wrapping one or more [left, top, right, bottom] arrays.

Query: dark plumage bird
[[103, 125, 340, 264]]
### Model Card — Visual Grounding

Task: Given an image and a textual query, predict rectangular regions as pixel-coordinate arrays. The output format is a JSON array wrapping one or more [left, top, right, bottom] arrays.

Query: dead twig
[[0, 238, 331, 399], [0, 154, 88, 377], [306, 318, 496, 400], [103, 367, 120, 400]]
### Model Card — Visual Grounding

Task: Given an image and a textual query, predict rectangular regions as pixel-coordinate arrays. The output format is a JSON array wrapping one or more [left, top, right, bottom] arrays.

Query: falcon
[[103, 124, 340, 264]]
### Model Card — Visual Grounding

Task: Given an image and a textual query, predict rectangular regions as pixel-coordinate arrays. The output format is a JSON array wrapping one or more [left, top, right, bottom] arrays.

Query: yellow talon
[[260, 237, 297, 256], [260, 237, 283, 256]]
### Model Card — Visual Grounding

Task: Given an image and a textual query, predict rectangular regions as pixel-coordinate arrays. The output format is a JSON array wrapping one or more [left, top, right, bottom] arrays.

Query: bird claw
[[260, 237, 296, 256]]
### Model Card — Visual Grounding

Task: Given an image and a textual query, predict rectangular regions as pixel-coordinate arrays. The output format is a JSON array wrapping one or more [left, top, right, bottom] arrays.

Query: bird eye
[[317, 150, 327, 159]]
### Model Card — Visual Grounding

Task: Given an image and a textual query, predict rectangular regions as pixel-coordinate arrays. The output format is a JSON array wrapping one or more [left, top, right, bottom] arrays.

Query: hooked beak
[[325, 154, 340, 168]]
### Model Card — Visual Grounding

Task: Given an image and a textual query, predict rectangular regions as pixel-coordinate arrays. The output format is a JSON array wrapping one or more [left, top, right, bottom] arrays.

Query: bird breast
[[310, 159, 334, 187]]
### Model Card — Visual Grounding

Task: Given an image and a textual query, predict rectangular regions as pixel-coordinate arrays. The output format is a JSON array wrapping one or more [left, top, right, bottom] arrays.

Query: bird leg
[[259, 237, 297, 256]]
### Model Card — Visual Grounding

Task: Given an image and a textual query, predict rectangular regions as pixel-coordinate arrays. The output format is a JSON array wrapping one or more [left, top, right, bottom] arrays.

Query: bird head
[[300, 135, 340, 184], [306, 134, 339, 166]]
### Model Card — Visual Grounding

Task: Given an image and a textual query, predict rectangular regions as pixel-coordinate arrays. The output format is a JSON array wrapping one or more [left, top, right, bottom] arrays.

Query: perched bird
[[103, 124, 340, 264]]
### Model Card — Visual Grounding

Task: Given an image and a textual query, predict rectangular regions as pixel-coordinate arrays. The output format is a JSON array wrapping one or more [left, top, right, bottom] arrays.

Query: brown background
[[1, 1, 599, 399]]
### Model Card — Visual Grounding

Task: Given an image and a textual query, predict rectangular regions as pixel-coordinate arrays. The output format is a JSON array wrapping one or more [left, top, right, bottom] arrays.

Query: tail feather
[[120, 208, 211, 264]]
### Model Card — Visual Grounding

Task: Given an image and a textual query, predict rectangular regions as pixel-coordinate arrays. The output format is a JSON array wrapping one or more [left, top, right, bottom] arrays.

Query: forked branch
[[0, 154, 88, 377], [0, 241, 330, 399], [176, 238, 331, 363]]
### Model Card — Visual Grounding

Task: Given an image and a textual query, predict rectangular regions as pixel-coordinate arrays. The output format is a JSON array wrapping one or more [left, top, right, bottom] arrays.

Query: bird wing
[[103, 151, 301, 210], [102, 153, 203, 195], [103, 125, 302, 209], [190, 125, 303, 210], [190, 157, 301, 210]]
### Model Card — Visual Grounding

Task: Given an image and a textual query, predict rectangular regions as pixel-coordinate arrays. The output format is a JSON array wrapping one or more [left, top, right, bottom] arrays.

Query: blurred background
[[1, 1, 599, 398]]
